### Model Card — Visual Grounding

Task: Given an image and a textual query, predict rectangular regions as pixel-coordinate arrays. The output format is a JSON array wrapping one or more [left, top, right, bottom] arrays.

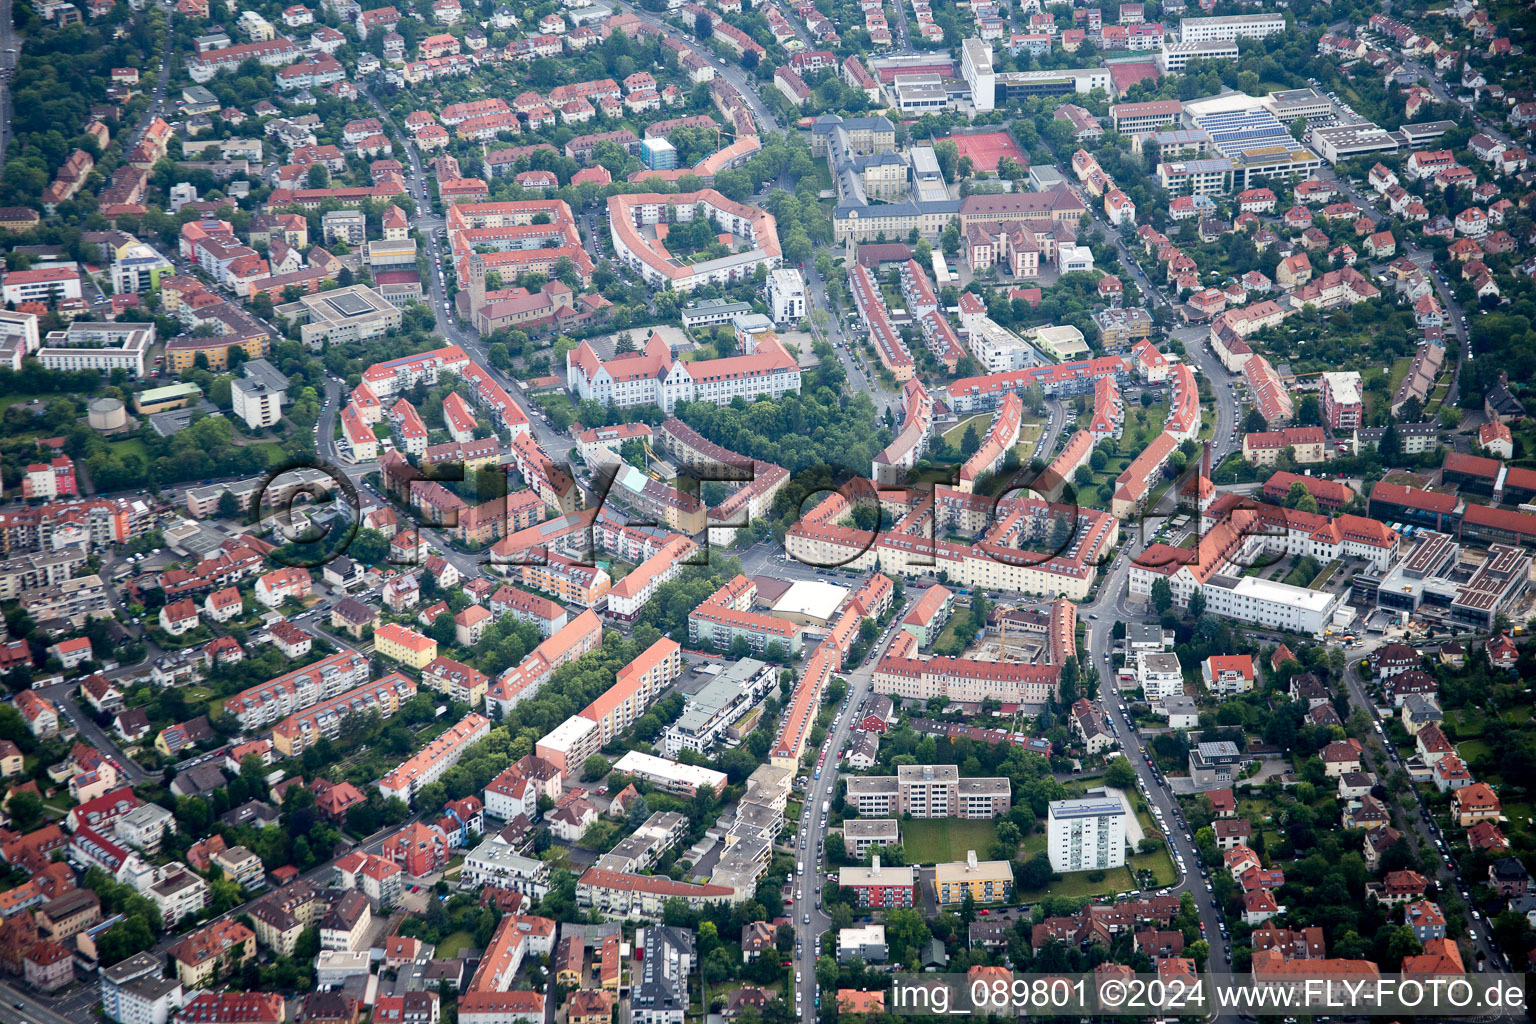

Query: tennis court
[[945, 130, 1028, 173]]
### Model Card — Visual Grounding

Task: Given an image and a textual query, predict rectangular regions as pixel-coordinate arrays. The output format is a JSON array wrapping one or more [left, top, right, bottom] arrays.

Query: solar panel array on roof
[[1194, 108, 1313, 164]]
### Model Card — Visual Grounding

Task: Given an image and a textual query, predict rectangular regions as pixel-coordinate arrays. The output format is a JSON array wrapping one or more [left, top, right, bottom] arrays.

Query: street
[[615, 2, 781, 133], [0, 0, 18, 179], [1338, 645, 1507, 971], [1084, 549, 1238, 1019], [790, 616, 910, 1017], [798, 251, 900, 419], [1316, 168, 1473, 401]]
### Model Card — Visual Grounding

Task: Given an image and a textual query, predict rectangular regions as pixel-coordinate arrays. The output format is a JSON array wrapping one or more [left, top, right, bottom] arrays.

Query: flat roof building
[[278, 284, 402, 349], [770, 579, 850, 626], [842, 819, 900, 859], [1177, 13, 1286, 41], [1047, 797, 1127, 872], [39, 322, 154, 377], [934, 850, 1013, 905], [612, 750, 728, 796]]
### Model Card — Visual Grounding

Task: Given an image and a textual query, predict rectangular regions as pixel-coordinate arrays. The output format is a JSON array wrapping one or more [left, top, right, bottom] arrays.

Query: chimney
[[967, 849, 978, 870], [1201, 440, 1211, 480]]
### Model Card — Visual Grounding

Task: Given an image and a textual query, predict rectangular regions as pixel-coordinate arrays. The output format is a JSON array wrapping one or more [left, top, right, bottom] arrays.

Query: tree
[[7, 789, 42, 829], [216, 490, 241, 519], [815, 954, 839, 990], [307, 163, 330, 189], [429, 613, 457, 647], [1019, 850, 1054, 890], [961, 423, 981, 456], [347, 529, 390, 565], [694, 10, 712, 37], [1150, 577, 1173, 614], [1188, 587, 1206, 619], [934, 140, 959, 182], [1105, 757, 1137, 790], [1284, 482, 1319, 515], [582, 754, 610, 781], [941, 218, 962, 256], [1379, 421, 1401, 462]]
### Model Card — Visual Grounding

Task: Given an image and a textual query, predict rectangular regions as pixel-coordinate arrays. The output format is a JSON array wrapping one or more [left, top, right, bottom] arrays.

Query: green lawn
[[251, 441, 289, 466], [1018, 858, 1173, 901], [435, 931, 474, 958], [932, 608, 975, 654], [1446, 708, 1487, 740], [1500, 801, 1534, 829], [1236, 796, 1277, 824], [110, 437, 150, 461], [1011, 421, 1044, 456], [943, 414, 993, 449], [1457, 739, 1493, 765], [901, 818, 999, 863], [1308, 560, 1342, 590], [1128, 845, 1177, 886]]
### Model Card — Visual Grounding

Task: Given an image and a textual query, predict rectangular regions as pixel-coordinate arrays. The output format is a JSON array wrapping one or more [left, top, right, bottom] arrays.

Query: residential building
[[1047, 798, 1126, 872]]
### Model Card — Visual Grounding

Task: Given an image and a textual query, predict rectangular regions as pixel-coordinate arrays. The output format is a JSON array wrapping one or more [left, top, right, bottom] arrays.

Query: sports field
[[945, 130, 1027, 174]]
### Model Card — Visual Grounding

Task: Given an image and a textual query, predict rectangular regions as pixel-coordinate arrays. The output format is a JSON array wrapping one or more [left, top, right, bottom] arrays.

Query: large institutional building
[[566, 331, 801, 413], [607, 190, 781, 292]]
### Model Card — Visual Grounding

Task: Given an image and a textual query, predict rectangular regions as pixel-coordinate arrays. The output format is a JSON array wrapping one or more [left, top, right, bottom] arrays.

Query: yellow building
[[165, 333, 269, 373], [170, 920, 256, 988], [247, 883, 327, 956], [933, 851, 1013, 905], [0, 207, 40, 233], [133, 382, 203, 415], [374, 622, 438, 669], [1241, 426, 1328, 468], [422, 656, 489, 707]]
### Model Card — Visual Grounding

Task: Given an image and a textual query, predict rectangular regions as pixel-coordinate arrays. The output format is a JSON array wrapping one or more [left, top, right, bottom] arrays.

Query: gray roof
[[1164, 695, 1198, 715], [812, 113, 896, 135], [102, 951, 164, 985], [149, 401, 222, 437], [634, 927, 693, 1015], [241, 357, 289, 393], [1049, 797, 1124, 820], [172, 762, 228, 797]]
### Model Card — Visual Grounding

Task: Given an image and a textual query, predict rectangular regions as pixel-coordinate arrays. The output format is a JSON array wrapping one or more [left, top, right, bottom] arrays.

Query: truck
[[822, 800, 829, 814]]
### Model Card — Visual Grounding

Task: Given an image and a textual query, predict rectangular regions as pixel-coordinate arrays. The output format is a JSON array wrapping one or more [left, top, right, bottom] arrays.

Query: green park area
[[901, 819, 999, 864]]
